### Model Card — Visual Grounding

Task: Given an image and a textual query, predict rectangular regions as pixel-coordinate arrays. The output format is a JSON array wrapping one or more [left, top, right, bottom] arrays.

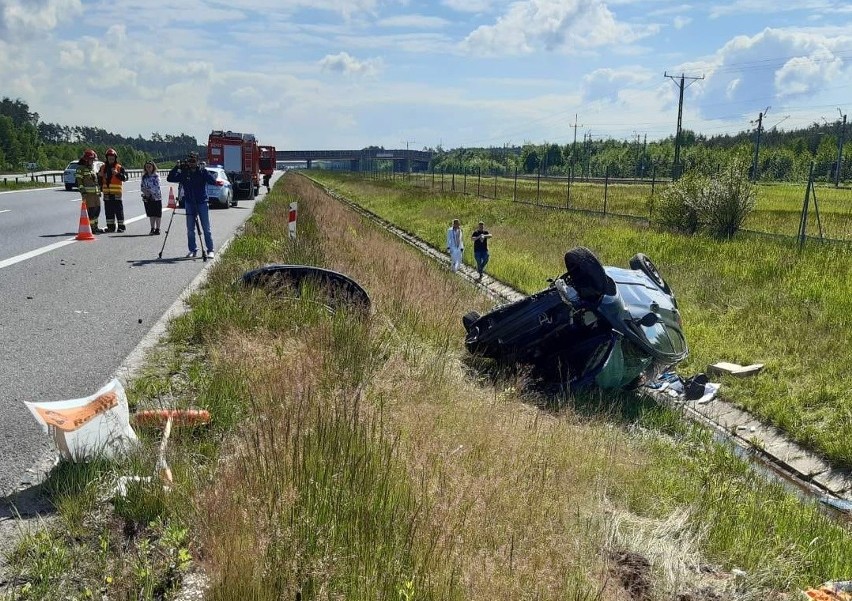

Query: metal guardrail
[[0, 169, 144, 187]]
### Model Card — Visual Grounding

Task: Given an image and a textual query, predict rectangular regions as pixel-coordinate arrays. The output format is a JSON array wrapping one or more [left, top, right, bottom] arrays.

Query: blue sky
[[1, 0, 851, 151]]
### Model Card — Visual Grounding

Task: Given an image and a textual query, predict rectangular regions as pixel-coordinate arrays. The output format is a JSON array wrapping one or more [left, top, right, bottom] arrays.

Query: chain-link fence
[[353, 163, 852, 246]]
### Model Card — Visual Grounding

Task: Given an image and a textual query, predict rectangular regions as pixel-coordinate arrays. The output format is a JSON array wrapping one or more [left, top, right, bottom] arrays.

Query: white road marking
[[0, 186, 63, 195], [0, 210, 10, 215], [0, 239, 76, 269], [0, 208, 174, 271]]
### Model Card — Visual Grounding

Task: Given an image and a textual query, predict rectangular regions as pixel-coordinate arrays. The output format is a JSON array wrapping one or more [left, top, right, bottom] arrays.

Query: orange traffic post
[[75, 200, 95, 241], [167, 186, 176, 209]]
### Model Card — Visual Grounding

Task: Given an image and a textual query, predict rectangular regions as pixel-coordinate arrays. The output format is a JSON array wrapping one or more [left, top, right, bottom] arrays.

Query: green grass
[[0, 180, 58, 190], [8, 172, 852, 601], [309, 170, 852, 469], [384, 169, 852, 241]]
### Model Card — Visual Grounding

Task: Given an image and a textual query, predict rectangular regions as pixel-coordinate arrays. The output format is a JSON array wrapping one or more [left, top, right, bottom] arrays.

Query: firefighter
[[75, 149, 105, 234], [98, 148, 129, 232]]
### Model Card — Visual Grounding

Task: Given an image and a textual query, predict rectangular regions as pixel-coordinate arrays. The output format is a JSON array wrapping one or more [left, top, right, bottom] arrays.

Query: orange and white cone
[[167, 187, 176, 209], [76, 200, 96, 241]]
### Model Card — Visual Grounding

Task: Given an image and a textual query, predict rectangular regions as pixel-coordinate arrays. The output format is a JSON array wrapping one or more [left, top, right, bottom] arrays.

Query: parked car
[[462, 247, 688, 390], [64, 160, 103, 191], [177, 166, 234, 209]]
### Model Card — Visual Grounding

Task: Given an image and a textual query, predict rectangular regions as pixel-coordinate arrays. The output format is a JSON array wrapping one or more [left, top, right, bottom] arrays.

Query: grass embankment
[[396, 170, 852, 241], [5, 172, 852, 600], [310, 171, 852, 469]]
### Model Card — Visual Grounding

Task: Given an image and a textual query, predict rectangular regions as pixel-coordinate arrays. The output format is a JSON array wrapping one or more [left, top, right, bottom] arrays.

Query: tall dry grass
[[188, 174, 738, 601]]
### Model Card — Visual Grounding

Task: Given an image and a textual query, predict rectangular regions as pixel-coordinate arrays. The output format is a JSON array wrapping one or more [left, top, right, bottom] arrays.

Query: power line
[[665, 71, 704, 179]]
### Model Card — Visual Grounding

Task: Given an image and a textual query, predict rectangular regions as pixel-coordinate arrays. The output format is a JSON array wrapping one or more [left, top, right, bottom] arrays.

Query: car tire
[[65, 184, 73, 191], [629, 253, 671, 295], [564, 247, 607, 303], [462, 311, 481, 332]]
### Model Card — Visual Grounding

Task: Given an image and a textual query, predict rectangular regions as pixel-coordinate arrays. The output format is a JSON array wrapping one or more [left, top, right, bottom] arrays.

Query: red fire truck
[[207, 130, 260, 200], [258, 145, 276, 191]]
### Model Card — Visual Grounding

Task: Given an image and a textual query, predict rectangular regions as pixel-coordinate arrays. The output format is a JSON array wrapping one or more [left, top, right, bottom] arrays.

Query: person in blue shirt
[[167, 152, 217, 258]]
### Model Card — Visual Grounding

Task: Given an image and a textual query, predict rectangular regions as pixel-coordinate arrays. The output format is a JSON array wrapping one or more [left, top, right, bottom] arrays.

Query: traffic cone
[[167, 187, 176, 209], [76, 200, 96, 241]]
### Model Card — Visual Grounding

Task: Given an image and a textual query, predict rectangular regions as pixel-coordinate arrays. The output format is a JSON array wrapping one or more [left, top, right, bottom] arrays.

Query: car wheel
[[629, 253, 671, 295], [564, 247, 607, 303], [65, 184, 72, 191], [462, 311, 481, 332]]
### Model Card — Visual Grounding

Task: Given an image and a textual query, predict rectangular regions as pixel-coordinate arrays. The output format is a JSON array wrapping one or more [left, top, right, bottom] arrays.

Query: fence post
[[650, 165, 656, 198], [451, 171, 455, 192], [431, 165, 435, 189], [463, 167, 467, 195], [536, 166, 541, 205], [513, 167, 518, 201], [798, 163, 814, 249], [477, 166, 481, 197], [441, 168, 445, 192], [603, 167, 609, 215], [566, 164, 572, 209], [493, 170, 497, 199]]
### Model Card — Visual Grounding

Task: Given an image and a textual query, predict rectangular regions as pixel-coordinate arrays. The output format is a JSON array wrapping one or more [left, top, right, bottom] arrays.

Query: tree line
[[0, 97, 201, 172], [429, 121, 849, 183]]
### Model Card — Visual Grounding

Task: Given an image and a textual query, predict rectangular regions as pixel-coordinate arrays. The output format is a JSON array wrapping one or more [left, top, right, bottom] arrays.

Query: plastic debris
[[707, 362, 764, 378], [24, 379, 138, 461]]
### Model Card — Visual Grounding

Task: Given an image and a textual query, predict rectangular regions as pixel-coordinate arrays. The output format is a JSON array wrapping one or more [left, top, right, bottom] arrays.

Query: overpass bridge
[[276, 148, 432, 172]]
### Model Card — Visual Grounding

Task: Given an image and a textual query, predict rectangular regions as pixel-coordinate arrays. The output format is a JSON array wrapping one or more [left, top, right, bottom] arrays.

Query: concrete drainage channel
[[313, 177, 852, 519]]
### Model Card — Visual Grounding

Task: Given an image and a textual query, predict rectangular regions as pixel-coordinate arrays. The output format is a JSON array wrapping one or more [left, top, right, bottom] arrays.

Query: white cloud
[[694, 27, 850, 118], [673, 15, 691, 29], [774, 51, 842, 97], [319, 51, 383, 77], [377, 14, 450, 28], [581, 67, 655, 102], [461, 0, 659, 56], [0, 0, 81, 38]]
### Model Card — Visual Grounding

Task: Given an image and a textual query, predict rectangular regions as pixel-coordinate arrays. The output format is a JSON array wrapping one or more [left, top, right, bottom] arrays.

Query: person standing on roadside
[[446, 218, 464, 272], [472, 221, 492, 279], [140, 161, 162, 235], [98, 148, 129, 232], [167, 152, 216, 258], [75, 149, 105, 234]]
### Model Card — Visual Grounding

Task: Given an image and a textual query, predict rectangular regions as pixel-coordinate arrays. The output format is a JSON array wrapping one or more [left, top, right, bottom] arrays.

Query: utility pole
[[665, 72, 703, 180], [751, 107, 769, 181], [570, 114, 582, 175], [836, 108, 846, 188]]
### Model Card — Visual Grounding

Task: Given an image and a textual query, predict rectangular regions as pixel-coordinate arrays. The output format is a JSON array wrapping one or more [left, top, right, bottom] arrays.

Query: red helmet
[[81, 149, 97, 163], [105, 148, 117, 158]]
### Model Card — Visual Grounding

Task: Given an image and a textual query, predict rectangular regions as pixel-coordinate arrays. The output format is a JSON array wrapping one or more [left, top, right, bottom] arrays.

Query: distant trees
[[0, 96, 201, 171], [429, 121, 851, 183]]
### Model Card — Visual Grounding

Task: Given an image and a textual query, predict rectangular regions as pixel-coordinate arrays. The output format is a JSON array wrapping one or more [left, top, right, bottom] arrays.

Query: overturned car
[[462, 247, 688, 390]]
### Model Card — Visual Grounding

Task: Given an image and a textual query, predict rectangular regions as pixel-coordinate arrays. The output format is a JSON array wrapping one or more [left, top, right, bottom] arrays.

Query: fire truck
[[207, 130, 260, 200], [258, 145, 276, 191]]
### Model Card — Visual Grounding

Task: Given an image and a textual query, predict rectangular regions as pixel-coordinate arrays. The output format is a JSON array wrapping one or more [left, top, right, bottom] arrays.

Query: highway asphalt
[[0, 178, 265, 496]]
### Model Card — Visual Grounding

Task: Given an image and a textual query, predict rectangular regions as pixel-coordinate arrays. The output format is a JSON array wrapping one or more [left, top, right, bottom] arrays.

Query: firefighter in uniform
[[75, 149, 104, 234], [98, 148, 129, 232]]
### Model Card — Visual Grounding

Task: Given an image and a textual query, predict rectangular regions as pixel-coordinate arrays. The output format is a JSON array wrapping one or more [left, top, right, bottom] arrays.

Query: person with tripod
[[167, 152, 217, 258]]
